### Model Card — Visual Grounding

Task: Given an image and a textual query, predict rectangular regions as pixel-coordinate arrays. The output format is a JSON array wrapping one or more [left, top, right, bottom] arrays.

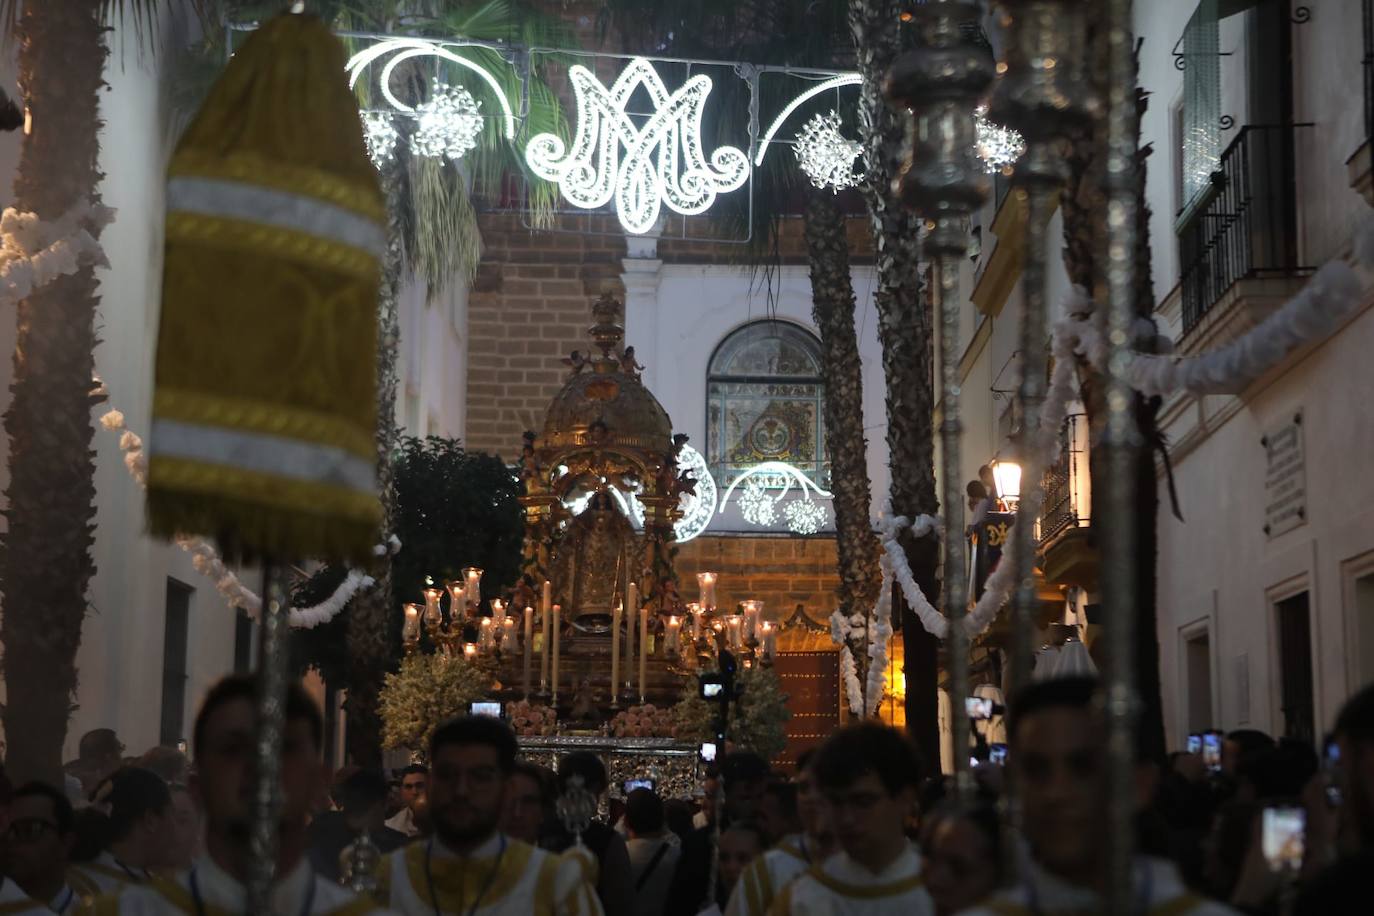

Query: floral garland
[[506, 699, 559, 737], [379, 652, 495, 751], [0, 199, 114, 307], [99, 404, 393, 628], [610, 703, 676, 738]]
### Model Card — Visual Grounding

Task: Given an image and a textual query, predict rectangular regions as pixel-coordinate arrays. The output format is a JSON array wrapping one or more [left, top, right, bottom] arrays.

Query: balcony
[[1038, 413, 1096, 589], [1178, 123, 1314, 340]]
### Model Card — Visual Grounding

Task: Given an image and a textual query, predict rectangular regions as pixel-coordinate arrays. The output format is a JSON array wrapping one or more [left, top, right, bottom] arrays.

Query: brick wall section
[[464, 212, 627, 457], [674, 534, 840, 622]]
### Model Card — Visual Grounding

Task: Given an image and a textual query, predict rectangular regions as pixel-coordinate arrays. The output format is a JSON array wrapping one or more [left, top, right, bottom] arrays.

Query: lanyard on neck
[[189, 866, 316, 916], [424, 834, 509, 916]]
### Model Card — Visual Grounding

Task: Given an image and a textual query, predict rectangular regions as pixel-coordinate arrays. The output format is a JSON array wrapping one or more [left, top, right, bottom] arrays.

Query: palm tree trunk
[[1059, 17, 1167, 763], [848, 0, 942, 758], [343, 158, 405, 767], [803, 189, 880, 676], [0, 0, 106, 784]]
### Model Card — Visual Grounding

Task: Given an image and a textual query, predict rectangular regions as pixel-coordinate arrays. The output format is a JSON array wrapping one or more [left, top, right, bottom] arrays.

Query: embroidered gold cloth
[[147, 12, 383, 562]]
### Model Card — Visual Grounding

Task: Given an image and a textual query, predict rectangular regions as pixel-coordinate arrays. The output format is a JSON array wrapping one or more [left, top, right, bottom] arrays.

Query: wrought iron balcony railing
[[1178, 123, 1313, 335], [1039, 413, 1091, 548]]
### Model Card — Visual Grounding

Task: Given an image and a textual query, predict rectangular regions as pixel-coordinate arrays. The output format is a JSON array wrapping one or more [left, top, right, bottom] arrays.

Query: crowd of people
[[0, 672, 1371, 913]]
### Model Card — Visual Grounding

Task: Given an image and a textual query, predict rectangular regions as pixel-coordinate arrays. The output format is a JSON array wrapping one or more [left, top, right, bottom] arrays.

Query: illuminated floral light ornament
[[362, 111, 399, 166], [975, 105, 1026, 174], [413, 79, 483, 162], [738, 479, 778, 526], [525, 58, 750, 234], [794, 110, 864, 191], [784, 499, 828, 535]]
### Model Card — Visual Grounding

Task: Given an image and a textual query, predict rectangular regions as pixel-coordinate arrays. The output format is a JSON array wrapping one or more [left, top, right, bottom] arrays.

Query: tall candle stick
[[742, 600, 762, 642], [625, 582, 638, 690], [761, 621, 777, 661], [480, 617, 494, 652], [540, 581, 552, 692], [611, 602, 622, 702], [667, 616, 681, 657], [551, 604, 562, 704], [501, 616, 515, 650], [638, 606, 648, 703], [402, 603, 421, 642], [491, 599, 506, 625], [522, 606, 533, 697]]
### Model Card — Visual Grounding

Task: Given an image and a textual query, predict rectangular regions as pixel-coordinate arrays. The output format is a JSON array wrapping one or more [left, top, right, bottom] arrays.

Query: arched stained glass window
[[706, 320, 828, 487]]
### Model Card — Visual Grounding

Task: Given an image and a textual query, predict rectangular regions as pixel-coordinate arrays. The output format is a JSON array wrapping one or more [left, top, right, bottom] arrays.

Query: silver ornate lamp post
[[886, 0, 993, 796], [985, 0, 1098, 696]]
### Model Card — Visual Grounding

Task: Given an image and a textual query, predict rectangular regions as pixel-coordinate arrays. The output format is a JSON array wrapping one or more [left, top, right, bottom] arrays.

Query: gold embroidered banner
[[147, 12, 383, 562]]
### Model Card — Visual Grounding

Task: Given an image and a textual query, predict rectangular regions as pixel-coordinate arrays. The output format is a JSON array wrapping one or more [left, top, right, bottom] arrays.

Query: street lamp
[[991, 458, 1022, 509]]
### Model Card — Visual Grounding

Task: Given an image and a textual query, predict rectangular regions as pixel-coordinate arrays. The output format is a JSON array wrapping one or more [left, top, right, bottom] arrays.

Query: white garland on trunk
[[0, 199, 114, 306], [99, 406, 390, 628]]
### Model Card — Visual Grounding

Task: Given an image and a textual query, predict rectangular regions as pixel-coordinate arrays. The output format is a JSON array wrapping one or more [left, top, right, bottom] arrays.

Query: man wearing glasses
[[2, 782, 83, 913], [386, 765, 429, 839], [770, 724, 934, 915]]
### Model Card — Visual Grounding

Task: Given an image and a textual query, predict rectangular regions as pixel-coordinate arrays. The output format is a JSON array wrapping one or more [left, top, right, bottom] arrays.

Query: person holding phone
[[1294, 682, 1374, 914]]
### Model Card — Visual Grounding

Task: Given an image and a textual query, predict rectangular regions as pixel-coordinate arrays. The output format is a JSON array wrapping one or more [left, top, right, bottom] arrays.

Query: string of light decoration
[[524, 58, 750, 234], [718, 461, 832, 534]]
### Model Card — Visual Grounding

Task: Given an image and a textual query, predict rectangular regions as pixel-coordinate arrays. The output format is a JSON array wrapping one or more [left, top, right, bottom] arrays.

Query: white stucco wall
[[623, 257, 890, 534]]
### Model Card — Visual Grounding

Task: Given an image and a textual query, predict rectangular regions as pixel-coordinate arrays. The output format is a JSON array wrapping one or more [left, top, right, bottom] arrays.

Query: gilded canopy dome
[[538, 293, 673, 454]]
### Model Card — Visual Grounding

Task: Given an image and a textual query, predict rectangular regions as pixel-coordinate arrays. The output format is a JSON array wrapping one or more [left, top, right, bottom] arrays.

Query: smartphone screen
[[1324, 736, 1342, 806], [1186, 733, 1202, 755], [624, 778, 654, 794], [1262, 807, 1305, 872], [989, 743, 1007, 765], [700, 742, 717, 762], [965, 696, 992, 719], [1203, 732, 1222, 770]]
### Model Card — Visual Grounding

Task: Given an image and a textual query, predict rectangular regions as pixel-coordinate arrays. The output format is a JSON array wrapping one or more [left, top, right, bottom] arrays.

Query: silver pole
[[247, 564, 292, 913], [1102, 0, 1141, 909], [887, 0, 992, 797]]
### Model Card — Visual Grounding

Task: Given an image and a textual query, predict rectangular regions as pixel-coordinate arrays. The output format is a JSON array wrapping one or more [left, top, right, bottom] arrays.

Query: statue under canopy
[[518, 292, 691, 633]]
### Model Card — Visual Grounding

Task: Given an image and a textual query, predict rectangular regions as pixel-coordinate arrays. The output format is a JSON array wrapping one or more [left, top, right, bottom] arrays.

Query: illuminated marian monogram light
[[525, 58, 750, 235]]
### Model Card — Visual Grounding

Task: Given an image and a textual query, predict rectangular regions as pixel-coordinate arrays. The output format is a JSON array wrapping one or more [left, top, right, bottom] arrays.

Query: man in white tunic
[[770, 724, 933, 915], [727, 748, 835, 916], [373, 716, 602, 916], [956, 677, 1236, 916], [89, 675, 392, 916], [73, 767, 177, 895]]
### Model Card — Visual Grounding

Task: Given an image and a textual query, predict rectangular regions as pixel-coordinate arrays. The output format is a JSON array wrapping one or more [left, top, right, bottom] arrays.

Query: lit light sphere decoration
[[784, 499, 828, 535], [975, 106, 1026, 174], [794, 110, 864, 191], [525, 58, 750, 234], [738, 479, 779, 526], [412, 79, 484, 162], [362, 110, 399, 166]]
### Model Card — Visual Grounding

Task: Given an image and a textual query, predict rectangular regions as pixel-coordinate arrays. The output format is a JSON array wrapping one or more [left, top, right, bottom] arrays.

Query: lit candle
[[667, 616, 681, 656], [464, 567, 483, 612], [523, 606, 534, 696], [741, 600, 763, 642], [552, 604, 562, 703], [422, 584, 444, 627], [625, 582, 638, 688], [445, 579, 465, 621], [761, 621, 777, 660], [638, 606, 648, 702], [463, 642, 478, 660], [726, 615, 742, 649], [688, 603, 702, 640], [491, 599, 506, 626], [697, 572, 717, 610], [403, 603, 421, 641], [501, 616, 515, 649], [611, 601, 622, 701], [480, 617, 494, 652]]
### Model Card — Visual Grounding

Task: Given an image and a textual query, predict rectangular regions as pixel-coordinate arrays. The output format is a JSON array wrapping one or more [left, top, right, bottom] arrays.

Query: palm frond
[[406, 153, 483, 299]]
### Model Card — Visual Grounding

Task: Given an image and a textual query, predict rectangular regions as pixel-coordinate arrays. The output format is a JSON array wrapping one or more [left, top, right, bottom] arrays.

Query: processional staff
[[144, 6, 387, 911]]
